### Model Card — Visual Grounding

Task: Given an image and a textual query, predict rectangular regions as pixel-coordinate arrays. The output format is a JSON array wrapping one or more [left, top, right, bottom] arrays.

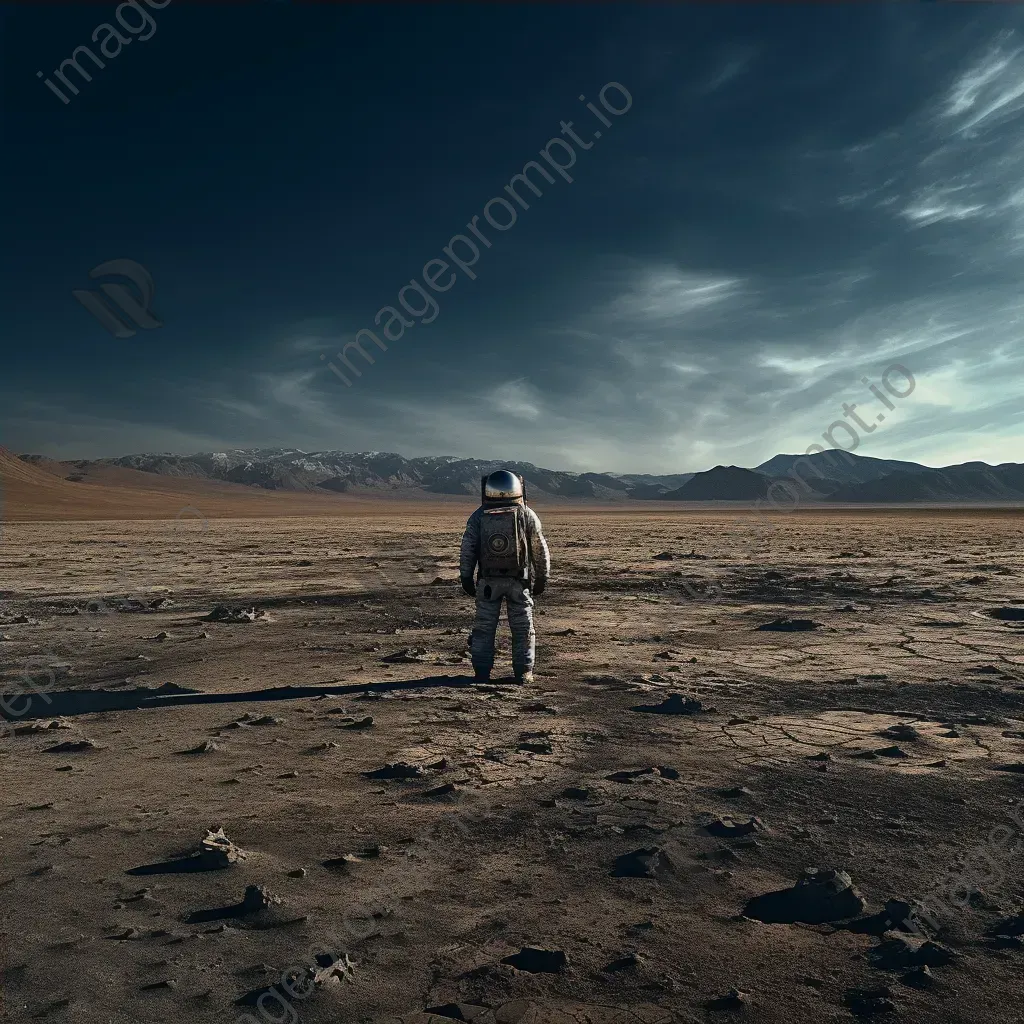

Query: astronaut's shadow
[[2, 674, 482, 723]]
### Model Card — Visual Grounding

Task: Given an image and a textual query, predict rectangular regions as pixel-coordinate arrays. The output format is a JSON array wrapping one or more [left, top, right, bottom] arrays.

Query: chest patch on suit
[[479, 507, 528, 576]]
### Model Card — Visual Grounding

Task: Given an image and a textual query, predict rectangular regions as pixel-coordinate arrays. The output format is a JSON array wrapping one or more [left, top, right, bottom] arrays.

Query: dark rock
[[560, 787, 590, 801], [705, 817, 763, 839], [602, 952, 643, 972], [630, 693, 709, 715], [756, 618, 819, 632], [743, 868, 865, 924], [611, 846, 670, 879], [705, 988, 748, 1011], [844, 987, 897, 1017], [363, 763, 423, 780], [500, 947, 567, 973], [424, 1003, 492, 1021]]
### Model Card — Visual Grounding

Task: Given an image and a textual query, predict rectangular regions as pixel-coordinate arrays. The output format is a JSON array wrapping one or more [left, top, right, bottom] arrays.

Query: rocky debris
[[500, 947, 567, 973], [381, 647, 431, 663], [44, 739, 100, 754], [705, 816, 763, 838], [844, 986, 897, 1017], [605, 767, 678, 783], [323, 846, 385, 870], [631, 693, 710, 715], [991, 763, 1024, 774], [719, 786, 755, 798], [880, 723, 921, 742], [611, 846, 671, 879], [900, 965, 936, 989], [876, 745, 910, 758], [757, 618, 819, 632], [203, 605, 266, 623], [241, 884, 279, 914], [989, 607, 1024, 621], [602, 952, 643, 972], [0, 614, 39, 625], [560, 786, 590, 801], [200, 827, 245, 868], [178, 740, 221, 755], [517, 733, 553, 754], [422, 782, 458, 798], [705, 988, 749, 1011], [869, 936, 956, 971], [652, 552, 675, 560], [743, 868, 865, 924], [14, 719, 72, 734], [248, 715, 284, 726], [988, 912, 1024, 943], [425, 1004, 492, 1021], [846, 900, 920, 936], [339, 716, 374, 730], [236, 953, 356, 1009], [363, 763, 423, 780], [150, 597, 175, 609]]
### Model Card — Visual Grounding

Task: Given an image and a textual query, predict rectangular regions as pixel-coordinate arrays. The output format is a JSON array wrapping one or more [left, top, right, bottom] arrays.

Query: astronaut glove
[[460, 576, 476, 597]]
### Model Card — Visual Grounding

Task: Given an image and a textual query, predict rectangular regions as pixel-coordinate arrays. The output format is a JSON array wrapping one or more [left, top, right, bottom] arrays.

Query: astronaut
[[460, 470, 551, 684]]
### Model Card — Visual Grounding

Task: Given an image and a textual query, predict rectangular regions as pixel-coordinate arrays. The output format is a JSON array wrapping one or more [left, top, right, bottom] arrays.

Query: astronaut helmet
[[482, 469, 524, 504]]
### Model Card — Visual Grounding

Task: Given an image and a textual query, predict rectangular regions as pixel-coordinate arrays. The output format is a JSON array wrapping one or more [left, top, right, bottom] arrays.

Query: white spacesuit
[[459, 470, 551, 684]]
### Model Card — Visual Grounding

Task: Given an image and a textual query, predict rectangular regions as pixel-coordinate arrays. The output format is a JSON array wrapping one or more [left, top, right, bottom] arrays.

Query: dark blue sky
[[2, 2, 1022, 470]]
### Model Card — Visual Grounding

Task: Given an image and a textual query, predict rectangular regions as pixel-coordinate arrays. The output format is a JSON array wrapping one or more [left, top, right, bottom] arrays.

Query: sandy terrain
[[2, 498, 1024, 1023]]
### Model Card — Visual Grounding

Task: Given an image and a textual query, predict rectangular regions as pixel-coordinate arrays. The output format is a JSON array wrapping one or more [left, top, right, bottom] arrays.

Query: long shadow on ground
[[1, 675, 475, 722]]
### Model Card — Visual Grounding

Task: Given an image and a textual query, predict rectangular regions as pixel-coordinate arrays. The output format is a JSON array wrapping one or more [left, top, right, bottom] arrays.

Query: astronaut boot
[[514, 670, 534, 685]]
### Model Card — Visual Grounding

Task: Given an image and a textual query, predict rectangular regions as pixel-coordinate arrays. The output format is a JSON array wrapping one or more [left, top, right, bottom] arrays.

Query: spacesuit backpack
[[478, 471, 530, 580]]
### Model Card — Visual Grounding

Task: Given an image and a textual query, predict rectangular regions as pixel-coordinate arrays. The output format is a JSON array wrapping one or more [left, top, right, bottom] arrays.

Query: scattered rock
[[423, 783, 457, 798], [900, 965, 936, 990], [381, 647, 431, 663], [363, 763, 423, 780], [178, 740, 220, 755], [876, 745, 910, 759], [880, 724, 920, 742], [340, 716, 374, 730], [631, 693, 709, 715], [203, 605, 266, 623], [611, 846, 670, 879], [200, 827, 245, 868], [756, 618, 819, 632], [989, 607, 1024, 621], [705, 816, 763, 839], [705, 988, 748, 1011], [560, 787, 590, 801], [869, 937, 956, 971], [844, 986, 897, 1017], [44, 740, 100, 754], [425, 1003, 492, 1021], [743, 868, 865, 924], [602, 952, 643, 972], [500, 947, 567, 973]]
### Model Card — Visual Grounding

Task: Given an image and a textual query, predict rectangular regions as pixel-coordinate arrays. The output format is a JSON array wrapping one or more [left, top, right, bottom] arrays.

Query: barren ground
[[2, 505, 1024, 1023]]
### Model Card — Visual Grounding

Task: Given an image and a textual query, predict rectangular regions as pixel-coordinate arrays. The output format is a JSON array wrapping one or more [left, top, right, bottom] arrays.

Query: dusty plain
[[2, 496, 1024, 1023]]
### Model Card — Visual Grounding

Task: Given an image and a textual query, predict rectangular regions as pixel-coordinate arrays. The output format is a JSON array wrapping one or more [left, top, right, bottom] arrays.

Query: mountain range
[[16, 448, 1024, 504]]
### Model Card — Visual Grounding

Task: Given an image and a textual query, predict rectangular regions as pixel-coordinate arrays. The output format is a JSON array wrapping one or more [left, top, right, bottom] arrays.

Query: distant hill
[[9, 448, 1024, 508], [829, 463, 1024, 502], [756, 451, 932, 489], [663, 466, 771, 501]]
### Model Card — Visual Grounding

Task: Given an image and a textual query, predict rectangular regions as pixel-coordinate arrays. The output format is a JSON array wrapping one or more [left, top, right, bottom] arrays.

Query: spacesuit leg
[[470, 579, 502, 680], [507, 581, 536, 681]]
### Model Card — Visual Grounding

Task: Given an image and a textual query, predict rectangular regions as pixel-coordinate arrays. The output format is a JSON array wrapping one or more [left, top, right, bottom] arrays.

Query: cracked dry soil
[[1, 506, 1023, 1023]]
